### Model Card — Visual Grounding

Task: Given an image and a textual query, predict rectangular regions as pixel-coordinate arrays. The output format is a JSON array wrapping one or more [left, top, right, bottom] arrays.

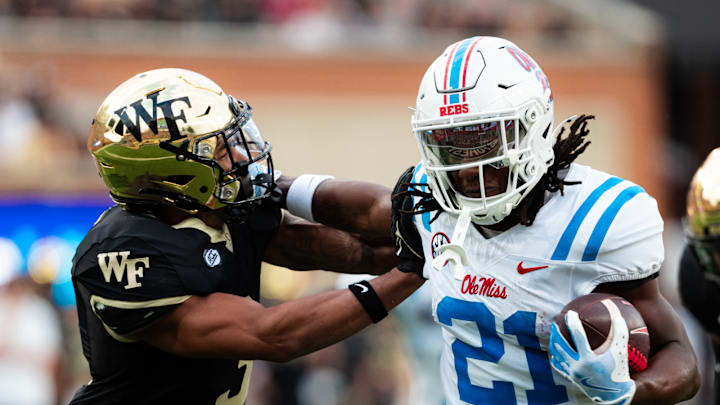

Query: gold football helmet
[[686, 147, 720, 273], [88, 68, 275, 221]]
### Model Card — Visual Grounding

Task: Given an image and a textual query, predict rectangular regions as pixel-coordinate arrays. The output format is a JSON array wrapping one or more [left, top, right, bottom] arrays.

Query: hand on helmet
[[390, 166, 426, 278], [549, 304, 636, 405]]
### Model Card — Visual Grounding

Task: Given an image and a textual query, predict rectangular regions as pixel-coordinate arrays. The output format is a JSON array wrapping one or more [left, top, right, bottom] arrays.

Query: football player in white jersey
[[280, 36, 700, 405]]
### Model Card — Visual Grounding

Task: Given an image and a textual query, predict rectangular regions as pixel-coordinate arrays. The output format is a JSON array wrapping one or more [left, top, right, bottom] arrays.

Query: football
[[554, 293, 649, 374]]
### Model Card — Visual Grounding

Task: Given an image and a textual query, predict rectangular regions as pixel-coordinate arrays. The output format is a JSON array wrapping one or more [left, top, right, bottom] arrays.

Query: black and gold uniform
[[679, 245, 720, 338], [680, 147, 720, 404], [679, 245, 720, 403], [69, 202, 280, 405]]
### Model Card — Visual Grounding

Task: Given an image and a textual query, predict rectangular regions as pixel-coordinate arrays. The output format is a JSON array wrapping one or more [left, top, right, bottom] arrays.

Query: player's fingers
[[549, 353, 570, 377], [565, 311, 592, 356], [550, 322, 578, 359], [604, 300, 629, 348], [549, 342, 566, 363]]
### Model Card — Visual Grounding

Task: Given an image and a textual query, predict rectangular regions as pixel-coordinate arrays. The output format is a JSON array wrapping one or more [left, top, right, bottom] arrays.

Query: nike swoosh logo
[[579, 376, 621, 393], [498, 82, 519, 90], [517, 262, 549, 274], [353, 283, 369, 293]]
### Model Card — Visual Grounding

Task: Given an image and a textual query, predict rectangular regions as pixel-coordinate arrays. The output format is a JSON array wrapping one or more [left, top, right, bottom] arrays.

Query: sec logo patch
[[431, 232, 450, 258], [203, 248, 222, 268]]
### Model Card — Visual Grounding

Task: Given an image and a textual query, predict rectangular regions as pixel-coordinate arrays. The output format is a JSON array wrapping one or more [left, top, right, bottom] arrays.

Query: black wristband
[[348, 280, 388, 323]]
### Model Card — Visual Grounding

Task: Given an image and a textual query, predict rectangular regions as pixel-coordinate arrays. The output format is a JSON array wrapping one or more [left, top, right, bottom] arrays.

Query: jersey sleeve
[[593, 191, 664, 284], [73, 236, 195, 339]]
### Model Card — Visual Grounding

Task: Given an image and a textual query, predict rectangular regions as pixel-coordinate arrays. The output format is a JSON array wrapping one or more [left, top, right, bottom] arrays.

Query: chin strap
[[432, 206, 472, 280]]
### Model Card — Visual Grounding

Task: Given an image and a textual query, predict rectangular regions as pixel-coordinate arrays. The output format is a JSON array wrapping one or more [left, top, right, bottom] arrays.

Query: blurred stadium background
[[0, 0, 718, 404]]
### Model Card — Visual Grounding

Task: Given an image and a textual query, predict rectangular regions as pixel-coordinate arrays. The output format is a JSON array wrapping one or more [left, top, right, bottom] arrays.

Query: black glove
[[390, 166, 426, 278]]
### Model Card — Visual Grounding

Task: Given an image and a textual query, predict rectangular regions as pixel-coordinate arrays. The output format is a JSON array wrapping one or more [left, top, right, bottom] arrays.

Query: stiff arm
[[135, 269, 423, 362]]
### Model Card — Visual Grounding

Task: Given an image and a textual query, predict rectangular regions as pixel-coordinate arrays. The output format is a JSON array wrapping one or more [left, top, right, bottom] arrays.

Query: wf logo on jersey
[[97, 251, 150, 290], [461, 275, 508, 299], [113, 89, 192, 142], [431, 232, 451, 258]]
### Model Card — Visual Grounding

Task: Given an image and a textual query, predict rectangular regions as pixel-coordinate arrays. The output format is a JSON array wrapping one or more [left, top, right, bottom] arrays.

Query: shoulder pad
[[75, 208, 229, 295], [550, 176, 663, 281], [74, 235, 197, 339]]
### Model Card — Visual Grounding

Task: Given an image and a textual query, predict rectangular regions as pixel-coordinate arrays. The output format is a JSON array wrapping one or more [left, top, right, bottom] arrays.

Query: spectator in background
[[0, 60, 86, 189], [0, 64, 41, 167], [390, 285, 443, 405], [0, 274, 63, 405], [336, 273, 444, 405]]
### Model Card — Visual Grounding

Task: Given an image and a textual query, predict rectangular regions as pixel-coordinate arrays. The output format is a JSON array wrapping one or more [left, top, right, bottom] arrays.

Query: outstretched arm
[[263, 211, 398, 275], [272, 168, 428, 277], [594, 279, 701, 404], [135, 269, 423, 362], [276, 175, 392, 242]]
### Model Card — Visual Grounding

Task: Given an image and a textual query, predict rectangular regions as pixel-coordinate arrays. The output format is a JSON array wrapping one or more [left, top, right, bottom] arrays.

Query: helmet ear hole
[[523, 161, 537, 178], [525, 106, 539, 124]]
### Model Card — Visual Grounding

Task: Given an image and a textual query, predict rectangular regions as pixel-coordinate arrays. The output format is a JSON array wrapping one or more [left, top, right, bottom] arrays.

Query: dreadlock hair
[[509, 113, 594, 226], [393, 114, 594, 227]]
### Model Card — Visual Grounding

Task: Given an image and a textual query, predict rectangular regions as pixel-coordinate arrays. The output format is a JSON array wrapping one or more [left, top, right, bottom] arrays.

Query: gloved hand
[[390, 166, 426, 278], [549, 301, 636, 405]]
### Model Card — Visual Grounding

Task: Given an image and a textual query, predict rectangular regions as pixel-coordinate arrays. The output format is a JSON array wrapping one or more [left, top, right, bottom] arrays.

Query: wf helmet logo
[[113, 89, 192, 142]]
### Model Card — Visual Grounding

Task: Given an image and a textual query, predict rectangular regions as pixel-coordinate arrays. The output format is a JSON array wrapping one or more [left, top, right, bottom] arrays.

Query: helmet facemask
[[160, 97, 275, 220], [412, 36, 556, 226], [415, 100, 552, 225]]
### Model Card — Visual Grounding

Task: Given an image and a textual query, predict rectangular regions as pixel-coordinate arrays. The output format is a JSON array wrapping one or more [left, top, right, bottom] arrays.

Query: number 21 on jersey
[[437, 297, 568, 405]]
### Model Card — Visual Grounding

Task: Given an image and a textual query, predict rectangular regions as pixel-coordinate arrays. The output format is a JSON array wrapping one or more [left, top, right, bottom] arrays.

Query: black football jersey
[[678, 244, 720, 405], [69, 202, 280, 405], [679, 245, 720, 337]]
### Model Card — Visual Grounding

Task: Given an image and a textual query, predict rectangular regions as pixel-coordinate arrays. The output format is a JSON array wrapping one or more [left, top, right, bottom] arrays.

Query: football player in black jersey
[[70, 68, 424, 404], [679, 147, 720, 403]]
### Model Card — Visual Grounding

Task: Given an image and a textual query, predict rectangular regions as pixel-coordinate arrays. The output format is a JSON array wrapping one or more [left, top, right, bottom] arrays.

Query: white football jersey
[[409, 162, 664, 405]]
